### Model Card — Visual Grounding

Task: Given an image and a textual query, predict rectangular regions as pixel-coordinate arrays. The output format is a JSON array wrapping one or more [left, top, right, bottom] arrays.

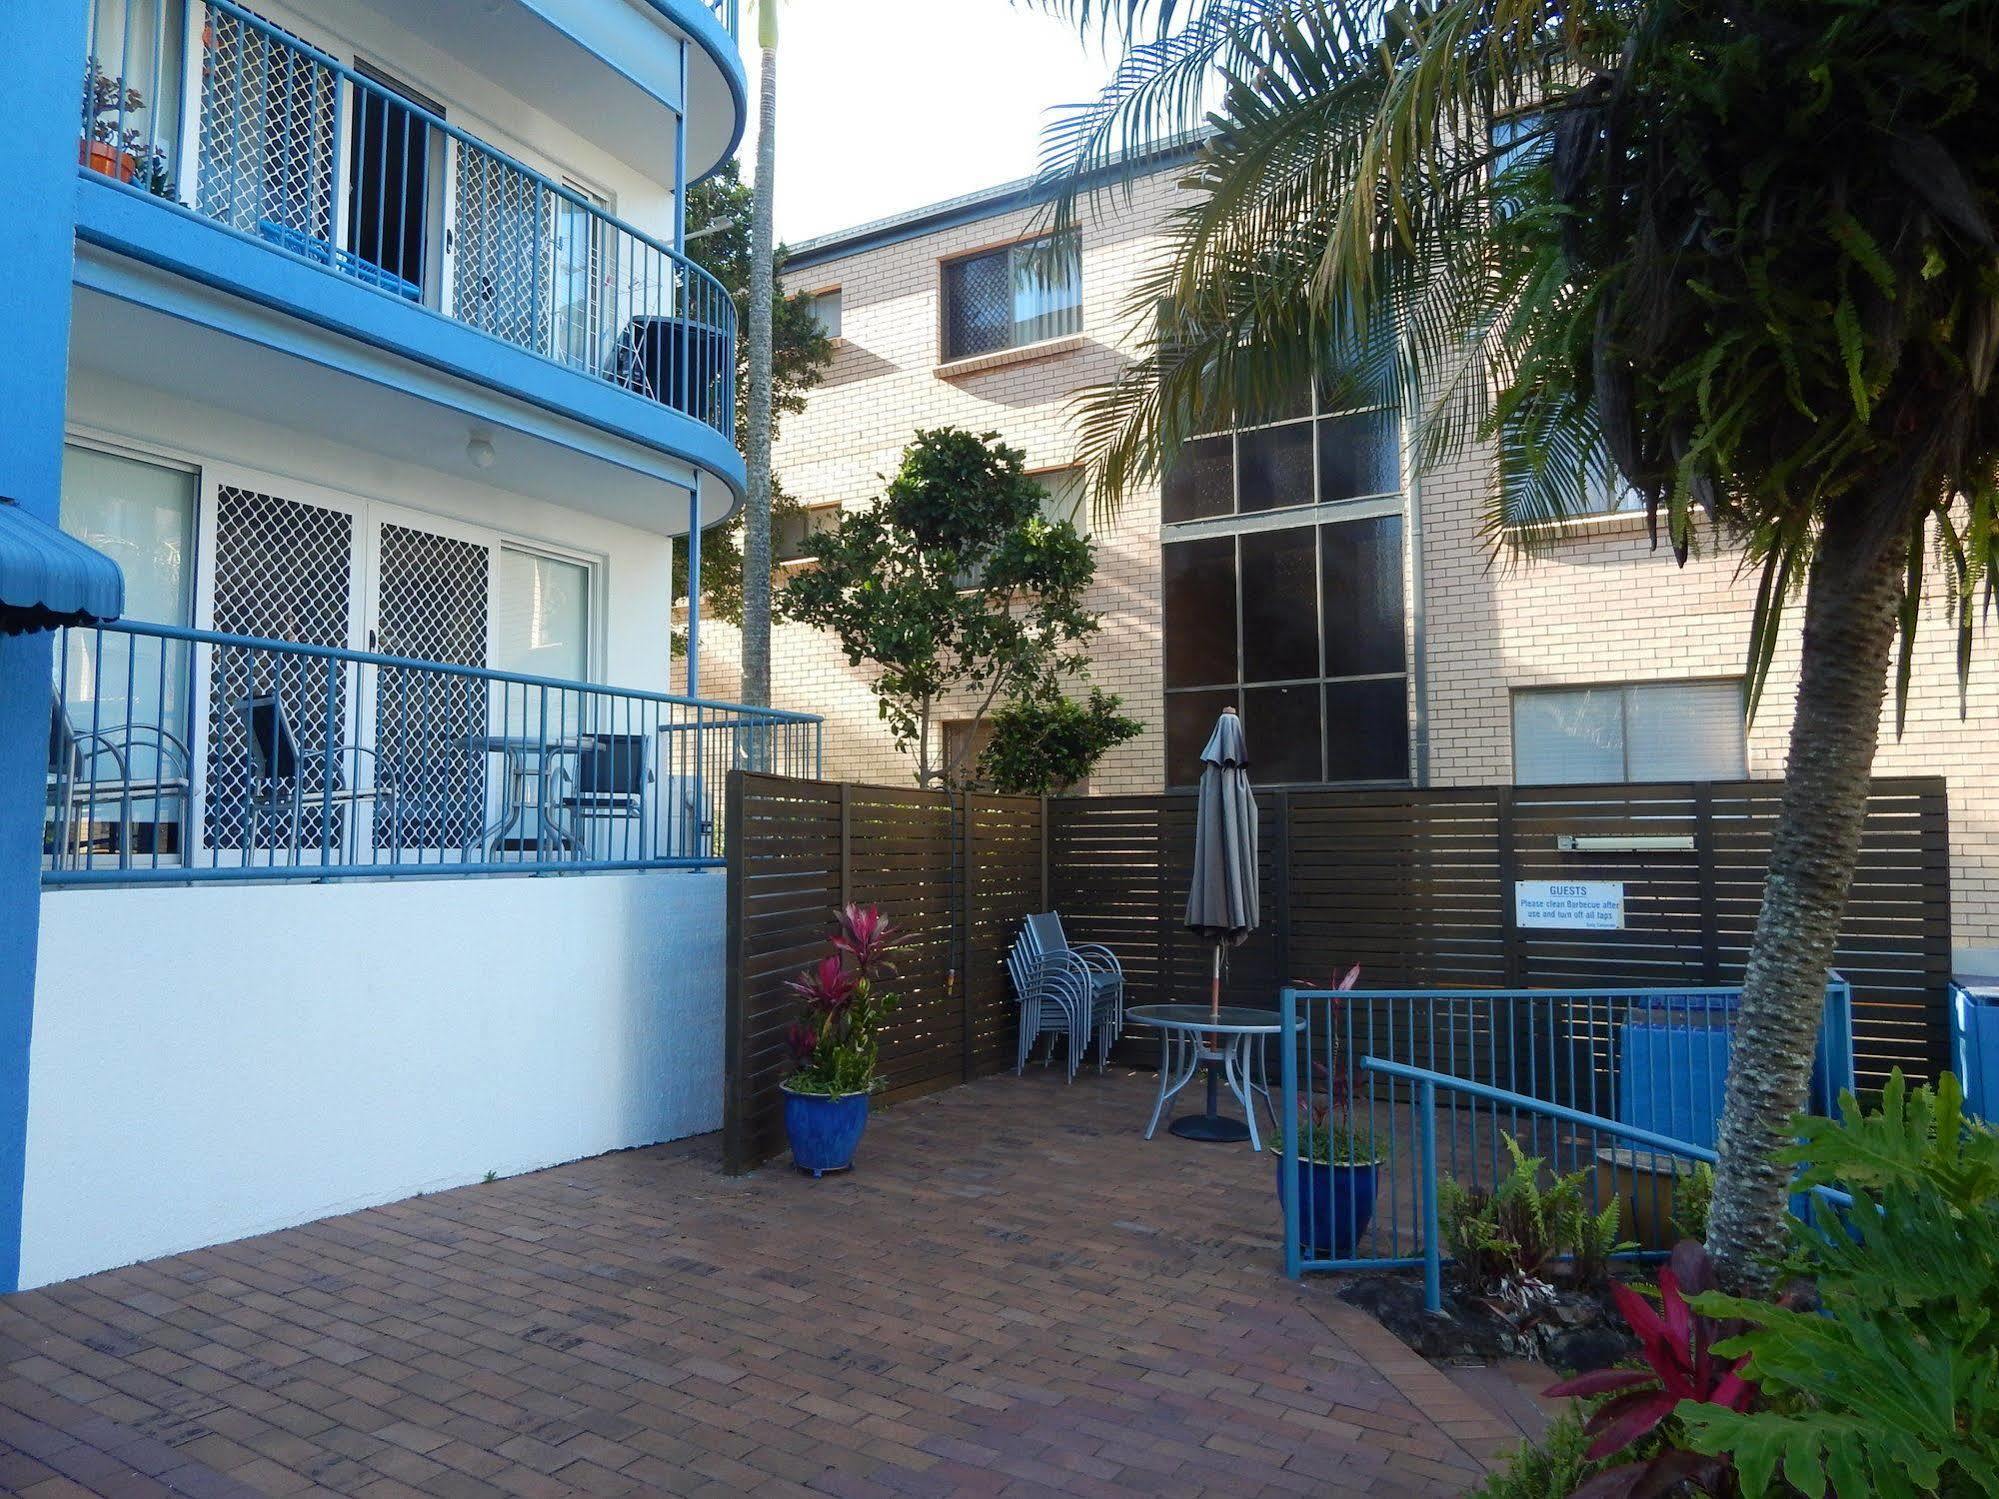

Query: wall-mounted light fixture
[[1556, 833, 1697, 854], [466, 432, 497, 470]]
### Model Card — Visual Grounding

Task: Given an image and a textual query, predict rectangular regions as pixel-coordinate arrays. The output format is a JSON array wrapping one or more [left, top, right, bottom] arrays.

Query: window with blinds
[[1512, 681, 1747, 785]]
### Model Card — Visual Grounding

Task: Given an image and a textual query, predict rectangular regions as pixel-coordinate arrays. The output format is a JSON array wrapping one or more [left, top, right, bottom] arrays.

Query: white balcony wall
[[19, 867, 725, 1289], [225, 0, 682, 247]]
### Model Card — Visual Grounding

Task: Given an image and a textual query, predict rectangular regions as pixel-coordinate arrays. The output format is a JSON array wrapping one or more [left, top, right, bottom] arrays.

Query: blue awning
[[0, 499, 124, 636]]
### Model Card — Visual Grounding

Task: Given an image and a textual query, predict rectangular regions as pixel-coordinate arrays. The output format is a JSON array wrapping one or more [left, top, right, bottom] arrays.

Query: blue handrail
[[1351, 1056, 1855, 1311]]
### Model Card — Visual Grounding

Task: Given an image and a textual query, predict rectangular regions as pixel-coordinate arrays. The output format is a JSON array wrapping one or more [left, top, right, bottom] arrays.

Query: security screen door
[[367, 515, 493, 853]]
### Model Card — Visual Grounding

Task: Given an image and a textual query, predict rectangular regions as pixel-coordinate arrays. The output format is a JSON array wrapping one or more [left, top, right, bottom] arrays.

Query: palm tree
[[1027, 0, 1999, 1291], [740, 0, 781, 708]]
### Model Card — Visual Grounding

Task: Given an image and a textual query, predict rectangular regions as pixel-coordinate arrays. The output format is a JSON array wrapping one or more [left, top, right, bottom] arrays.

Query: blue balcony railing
[[44, 620, 820, 884], [81, 0, 737, 442], [706, 0, 741, 38]]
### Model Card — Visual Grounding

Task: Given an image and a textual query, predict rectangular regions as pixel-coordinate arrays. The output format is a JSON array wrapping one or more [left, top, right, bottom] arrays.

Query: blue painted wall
[[0, 4, 88, 1292]]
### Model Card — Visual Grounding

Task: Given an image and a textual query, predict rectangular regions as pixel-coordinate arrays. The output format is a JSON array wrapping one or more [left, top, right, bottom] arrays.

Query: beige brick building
[[690, 157, 1999, 962]]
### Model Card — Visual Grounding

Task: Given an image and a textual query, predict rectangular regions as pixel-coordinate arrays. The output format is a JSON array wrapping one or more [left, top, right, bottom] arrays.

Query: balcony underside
[[335, 0, 745, 182], [73, 181, 743, 536]]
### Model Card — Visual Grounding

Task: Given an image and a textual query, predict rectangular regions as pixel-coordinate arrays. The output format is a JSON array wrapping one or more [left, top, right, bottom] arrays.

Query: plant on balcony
[[779, 904, 903, 1177], [81, 60, 177, 200]]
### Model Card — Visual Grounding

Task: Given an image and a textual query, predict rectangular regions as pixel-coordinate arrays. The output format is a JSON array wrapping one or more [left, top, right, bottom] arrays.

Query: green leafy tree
[[779, 428, 1105, 789], [676, 157, 832, 629], [1028, 0, 1999, 1290], [978, 688, 1142, 794]]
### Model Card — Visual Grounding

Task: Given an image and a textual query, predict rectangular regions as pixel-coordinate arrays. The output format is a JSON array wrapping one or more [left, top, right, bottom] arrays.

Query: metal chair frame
[[47, 700, 193, 870], [237, 693, 393, 860], [1022, 912, 1125, 1060], [1006, 937, 1097, 1081]]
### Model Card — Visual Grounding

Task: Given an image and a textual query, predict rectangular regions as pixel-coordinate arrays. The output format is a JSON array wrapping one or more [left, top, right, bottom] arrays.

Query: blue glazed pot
[[782, 1086, 871, 1177], [1275, 1155, 1380, 1259]]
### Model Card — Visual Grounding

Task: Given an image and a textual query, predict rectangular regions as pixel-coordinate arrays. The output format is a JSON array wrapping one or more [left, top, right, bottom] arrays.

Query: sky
[[735, 0, 1118, 245]]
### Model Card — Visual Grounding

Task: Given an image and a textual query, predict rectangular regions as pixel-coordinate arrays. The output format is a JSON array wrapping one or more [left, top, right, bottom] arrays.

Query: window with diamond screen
[[941, 235, 1081, 361]]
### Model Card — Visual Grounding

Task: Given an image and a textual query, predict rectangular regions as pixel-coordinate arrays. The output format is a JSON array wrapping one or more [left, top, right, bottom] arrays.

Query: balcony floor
[[0, 1071, 1539, 1497]]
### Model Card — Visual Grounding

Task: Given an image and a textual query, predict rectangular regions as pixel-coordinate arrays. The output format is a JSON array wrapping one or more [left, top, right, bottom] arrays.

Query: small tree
[[979, 689, 1142, 795], [779, 428, 1106, 789]]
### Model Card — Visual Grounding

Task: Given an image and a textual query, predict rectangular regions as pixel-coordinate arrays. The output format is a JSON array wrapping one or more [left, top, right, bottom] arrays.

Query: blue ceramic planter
[[782, 1086, 871, 1177], [1275, 1156, 1380, 1259]]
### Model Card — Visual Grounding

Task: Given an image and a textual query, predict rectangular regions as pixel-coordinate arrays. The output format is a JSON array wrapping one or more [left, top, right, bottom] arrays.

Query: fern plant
[[1440, 1136, 1630, 1298], [1678, 1073, 1999, 1497]]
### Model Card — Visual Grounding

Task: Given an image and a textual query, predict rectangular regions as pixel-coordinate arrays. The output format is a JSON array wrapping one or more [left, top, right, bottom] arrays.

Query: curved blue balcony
[[74, 0, 744, 509]]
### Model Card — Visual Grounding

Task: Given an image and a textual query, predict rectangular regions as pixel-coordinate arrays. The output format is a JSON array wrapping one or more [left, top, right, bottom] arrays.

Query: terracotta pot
[[79, 140, 137, 183]]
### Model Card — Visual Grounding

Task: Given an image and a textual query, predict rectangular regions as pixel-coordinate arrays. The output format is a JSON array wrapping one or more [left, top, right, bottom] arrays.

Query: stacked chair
[[1005, 911, 1126, 1080]]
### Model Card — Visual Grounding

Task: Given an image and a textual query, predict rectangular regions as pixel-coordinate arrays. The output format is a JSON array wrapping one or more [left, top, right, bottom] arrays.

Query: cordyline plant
[[783, 905, 904, 1097], [1276, 966, 1374, 1164], [1543, 1241, 1755, 1499], [1026, 0, 1999, 1292]]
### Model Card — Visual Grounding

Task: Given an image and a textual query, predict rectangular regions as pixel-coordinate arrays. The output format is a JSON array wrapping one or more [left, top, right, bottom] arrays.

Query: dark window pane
[[1165, 689, 1237, 786], [1237, 421, 1315, 514], [1324, 678, 1409, 781], [942, 249, 1011, 360], [1317, 410, 1401, 501], [1162, 537, 1238, 689], [1243, 684, 1322, 784], [1320, 515, 1405, 677], [1162, 435, 1234, 523], [1239, 526, 1318, 684]]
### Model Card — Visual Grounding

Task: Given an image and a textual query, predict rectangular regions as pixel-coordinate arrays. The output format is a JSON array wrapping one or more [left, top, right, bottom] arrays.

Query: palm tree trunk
[[740, 40, 778, 708], [1706, 508, 1905, 1292]]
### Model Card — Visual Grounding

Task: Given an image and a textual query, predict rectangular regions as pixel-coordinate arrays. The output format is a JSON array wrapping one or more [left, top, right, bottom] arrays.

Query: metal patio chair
[[1022, 912, 1126, 1051], [1005, 934, 1097, 1081], [47, 699, 193, 869], [553, 732, 652, 859], [238, 694, 393, 860]]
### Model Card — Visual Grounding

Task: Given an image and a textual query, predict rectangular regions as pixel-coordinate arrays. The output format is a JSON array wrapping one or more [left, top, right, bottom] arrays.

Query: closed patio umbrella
[[1174, 707, 1260, 1141]]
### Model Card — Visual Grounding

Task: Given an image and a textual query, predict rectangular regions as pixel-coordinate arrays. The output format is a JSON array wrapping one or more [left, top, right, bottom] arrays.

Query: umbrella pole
[[1169, 942, 1250, 1143]]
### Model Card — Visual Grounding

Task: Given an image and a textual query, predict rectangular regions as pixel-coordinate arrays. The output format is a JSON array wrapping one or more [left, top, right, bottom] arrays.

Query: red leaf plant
[[1282, 966, 1370, 1163], [784, 905, 904, 1097], [1543, 1240, 1753, 1498]]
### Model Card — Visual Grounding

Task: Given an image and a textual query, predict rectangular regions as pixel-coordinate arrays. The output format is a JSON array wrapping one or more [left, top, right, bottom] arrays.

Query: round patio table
[[1127, 1003, 1280, 1150]]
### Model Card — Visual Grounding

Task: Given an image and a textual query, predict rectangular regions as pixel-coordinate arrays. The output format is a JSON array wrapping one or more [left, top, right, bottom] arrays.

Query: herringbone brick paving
[[0, 1070, 1531, 1497]]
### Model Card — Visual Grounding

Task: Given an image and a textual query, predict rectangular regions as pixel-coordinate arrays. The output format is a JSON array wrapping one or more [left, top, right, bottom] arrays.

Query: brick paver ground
[[0, 1069, 1533, 1498]]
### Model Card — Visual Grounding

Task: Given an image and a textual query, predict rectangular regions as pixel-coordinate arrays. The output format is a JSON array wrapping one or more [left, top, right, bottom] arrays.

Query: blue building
[[0, 0, 815, 1290]]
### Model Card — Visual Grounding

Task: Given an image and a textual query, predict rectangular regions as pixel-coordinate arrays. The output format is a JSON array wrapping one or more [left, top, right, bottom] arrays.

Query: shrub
[[1678, 1073, 1999, 1497], [1670, 1161, 1714, 1244], [977, 688, 1142, 794], [1467, 1407, 1602, 1499]]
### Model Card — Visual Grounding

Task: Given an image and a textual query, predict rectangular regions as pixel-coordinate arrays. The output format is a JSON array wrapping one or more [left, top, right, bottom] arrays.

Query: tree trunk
[[1705, 508, 1905, 1292], [740, 44, 778, 708]]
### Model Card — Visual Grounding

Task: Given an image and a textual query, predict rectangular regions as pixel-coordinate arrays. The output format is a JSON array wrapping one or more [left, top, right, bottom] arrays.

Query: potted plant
[[779, 904, 902, 1177], [81, 60, 177, 198], [1271, 967, 1381, 1257]]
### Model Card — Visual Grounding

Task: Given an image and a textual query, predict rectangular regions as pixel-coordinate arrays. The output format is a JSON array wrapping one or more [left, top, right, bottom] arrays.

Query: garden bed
[[1336, 1269, 1641, 1373]]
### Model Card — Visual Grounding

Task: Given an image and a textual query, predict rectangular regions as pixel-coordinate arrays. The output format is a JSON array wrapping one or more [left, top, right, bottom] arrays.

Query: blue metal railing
[[81, 0, 736, 441], [1276, 982, 1855, 1283], [45, 619, 820, 884], [705, 0, 741, 38]]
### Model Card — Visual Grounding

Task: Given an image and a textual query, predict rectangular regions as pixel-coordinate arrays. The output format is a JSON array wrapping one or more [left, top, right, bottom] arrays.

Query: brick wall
[[698, 166, 1999, 953]]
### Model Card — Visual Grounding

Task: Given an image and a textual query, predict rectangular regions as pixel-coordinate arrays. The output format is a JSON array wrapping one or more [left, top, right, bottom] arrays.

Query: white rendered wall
[[19, 869, 724, 1289]]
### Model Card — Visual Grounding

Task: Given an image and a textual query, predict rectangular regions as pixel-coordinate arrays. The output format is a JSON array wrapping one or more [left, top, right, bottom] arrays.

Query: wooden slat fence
[[1050, 777, 1952, 1088], [726, 772, 1950, 1171], [723, 772, 1044, 1172]]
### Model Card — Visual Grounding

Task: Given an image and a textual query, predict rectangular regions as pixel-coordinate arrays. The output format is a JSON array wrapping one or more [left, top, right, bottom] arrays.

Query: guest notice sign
[[1515, 880, 1625, 930]]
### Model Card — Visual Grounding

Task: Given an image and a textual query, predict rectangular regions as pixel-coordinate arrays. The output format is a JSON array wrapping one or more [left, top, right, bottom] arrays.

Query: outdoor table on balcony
[[457, 733, 592, 859], [1127, 1003, 1281, 1151]]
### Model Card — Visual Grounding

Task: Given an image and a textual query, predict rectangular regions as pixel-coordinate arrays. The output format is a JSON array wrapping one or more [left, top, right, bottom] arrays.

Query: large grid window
[[1162, 387, 1401, 523], [941, 234, 1081, 361], [1162, 513, 1408, 786], [1512, 681, 1747, 784]]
